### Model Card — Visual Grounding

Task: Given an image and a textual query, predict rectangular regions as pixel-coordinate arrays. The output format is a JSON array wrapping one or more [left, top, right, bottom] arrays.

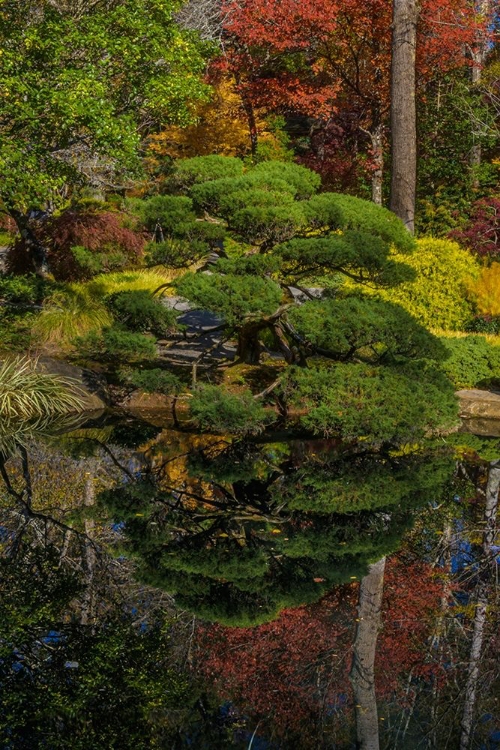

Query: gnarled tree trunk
[[6, 205, 49, 276]]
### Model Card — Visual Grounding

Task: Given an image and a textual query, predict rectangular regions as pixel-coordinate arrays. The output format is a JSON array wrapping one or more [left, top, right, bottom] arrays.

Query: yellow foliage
[[469, 262, 500, 316], [145, 77, 288, 165], [346, 237, 480, 331], [148, 78, 253, 160]]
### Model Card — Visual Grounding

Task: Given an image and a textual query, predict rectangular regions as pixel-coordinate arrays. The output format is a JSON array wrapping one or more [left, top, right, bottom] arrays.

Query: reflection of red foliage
[[194, 556, 447, 745], [377, 557, 449, 698], [8, 210, 145, 280], [195, 588, 356, 746]]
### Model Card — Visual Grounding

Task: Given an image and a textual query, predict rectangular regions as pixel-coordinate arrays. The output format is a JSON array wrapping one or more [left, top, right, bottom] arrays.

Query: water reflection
[[0, 417, 498, 749], [98, 440, 455, 627]]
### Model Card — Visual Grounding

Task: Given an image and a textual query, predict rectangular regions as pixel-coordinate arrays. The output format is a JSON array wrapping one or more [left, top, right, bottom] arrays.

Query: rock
[[35, 357, 108, 412], [457, 389, 500, 420]]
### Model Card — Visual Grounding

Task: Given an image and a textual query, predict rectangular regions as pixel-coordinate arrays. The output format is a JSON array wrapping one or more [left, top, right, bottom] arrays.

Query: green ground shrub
[[105, 290, 177, 336], [122, 368, 183, 394], [440, 334, 500, 389], [76, 327, 157, 363]]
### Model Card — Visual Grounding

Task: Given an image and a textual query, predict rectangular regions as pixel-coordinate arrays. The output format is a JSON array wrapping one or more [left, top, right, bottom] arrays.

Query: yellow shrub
[[469, 262, 500, 316], [377, 238, 479, 331]]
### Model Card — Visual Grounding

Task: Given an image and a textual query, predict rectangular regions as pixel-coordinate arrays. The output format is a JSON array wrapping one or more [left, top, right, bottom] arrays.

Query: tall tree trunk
[[459, 459, 500, 750], [350, 557, 386, 750], [470, 0, 491, 188], [389, 0, 420, 234], [370, 124, 384, 206]]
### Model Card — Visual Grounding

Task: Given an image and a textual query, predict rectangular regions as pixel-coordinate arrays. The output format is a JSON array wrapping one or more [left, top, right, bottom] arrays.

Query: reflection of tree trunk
[[389, 0, 420, 234], [350, 556, 386, 750], [459, 460, 500, 750], [81, 472, 97, 628], [370, 125, 384, 206]]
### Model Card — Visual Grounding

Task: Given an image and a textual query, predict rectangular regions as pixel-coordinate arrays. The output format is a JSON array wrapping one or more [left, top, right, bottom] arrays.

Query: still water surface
[[0, 415, 499, 749]]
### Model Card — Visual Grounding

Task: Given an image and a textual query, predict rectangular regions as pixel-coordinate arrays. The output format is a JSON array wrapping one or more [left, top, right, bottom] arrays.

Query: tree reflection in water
[[0, 417, 499, 748]]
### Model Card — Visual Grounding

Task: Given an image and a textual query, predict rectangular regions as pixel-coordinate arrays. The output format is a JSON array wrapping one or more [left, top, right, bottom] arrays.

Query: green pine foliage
[[172, 154, 245, 191], [280, 362, 458, 443], [288, 296, 447, 363], [175, 272, 283, 327]]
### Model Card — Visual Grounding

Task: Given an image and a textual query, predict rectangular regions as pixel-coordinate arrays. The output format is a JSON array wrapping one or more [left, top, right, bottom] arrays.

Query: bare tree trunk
[[470, 0, 491, 187], [238, 86, 258, 158], [459, 459, 500, 750], [350, 557, 386, 750], [389, 0, 420, 234], [81, 472, 97, 628], [370, 125, 384, 206]]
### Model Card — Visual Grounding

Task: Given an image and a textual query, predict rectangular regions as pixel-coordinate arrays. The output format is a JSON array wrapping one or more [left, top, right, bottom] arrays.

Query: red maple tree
[[217, 0, 488, 197]]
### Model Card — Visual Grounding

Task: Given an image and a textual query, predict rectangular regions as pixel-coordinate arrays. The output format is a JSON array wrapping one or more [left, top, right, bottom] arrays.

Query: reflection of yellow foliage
[[469, 262, 500, 316], [145, 429, 224, 500]]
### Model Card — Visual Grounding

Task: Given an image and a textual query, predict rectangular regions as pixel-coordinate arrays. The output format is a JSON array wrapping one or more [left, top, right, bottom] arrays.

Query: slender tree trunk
[[370, 124, 384, 206], [459, 460, 500, 750], [239, 88, 258, 158], [389, 0, 420, 234], [81, 471, 97, 628], [350, 557, 386, 750], [470, 0, 491, 188]]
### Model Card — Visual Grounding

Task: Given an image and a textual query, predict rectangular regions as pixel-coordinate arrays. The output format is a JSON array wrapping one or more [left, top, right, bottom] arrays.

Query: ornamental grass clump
[[0, 357, 84, 421]]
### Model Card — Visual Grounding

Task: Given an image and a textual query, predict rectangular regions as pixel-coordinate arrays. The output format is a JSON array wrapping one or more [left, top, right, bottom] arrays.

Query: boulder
[[457, 389, 500, 420], [35, 357, 108, 412]]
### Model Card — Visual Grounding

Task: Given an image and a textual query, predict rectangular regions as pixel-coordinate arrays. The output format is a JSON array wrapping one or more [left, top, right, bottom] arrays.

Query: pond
[[1, 413, 499, 749]]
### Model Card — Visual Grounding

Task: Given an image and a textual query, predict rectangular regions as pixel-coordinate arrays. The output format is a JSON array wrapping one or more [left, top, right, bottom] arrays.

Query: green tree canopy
[[0, 0, 211, 271]]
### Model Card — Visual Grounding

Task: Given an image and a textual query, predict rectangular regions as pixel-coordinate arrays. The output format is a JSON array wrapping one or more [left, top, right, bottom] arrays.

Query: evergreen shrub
[[440, 334, 500, 389]]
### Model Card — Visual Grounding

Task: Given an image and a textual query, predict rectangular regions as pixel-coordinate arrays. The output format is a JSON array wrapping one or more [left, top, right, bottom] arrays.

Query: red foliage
[[449, 197, 500, 258], [193, 555, 448, 745], [218, 0, 487, 189], [7, 209, 145, 280]]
